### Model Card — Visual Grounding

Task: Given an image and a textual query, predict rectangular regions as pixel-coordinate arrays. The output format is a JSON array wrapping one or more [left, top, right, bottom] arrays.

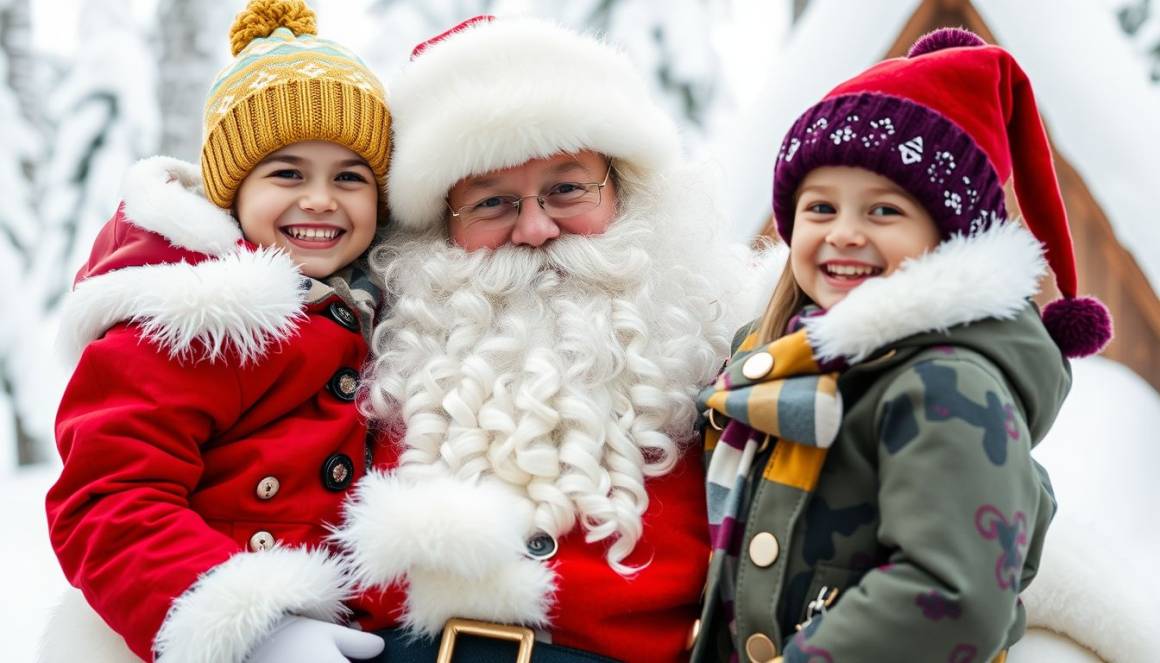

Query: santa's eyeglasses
[[447, 162, 613, 226]]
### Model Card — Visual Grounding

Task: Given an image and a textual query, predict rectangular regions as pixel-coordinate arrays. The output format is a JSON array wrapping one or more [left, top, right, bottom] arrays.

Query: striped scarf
[[697, 312, 845, 639]]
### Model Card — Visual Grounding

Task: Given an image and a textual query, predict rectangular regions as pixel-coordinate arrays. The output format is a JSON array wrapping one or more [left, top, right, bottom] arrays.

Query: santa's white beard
[[365, 167, 762, 573]]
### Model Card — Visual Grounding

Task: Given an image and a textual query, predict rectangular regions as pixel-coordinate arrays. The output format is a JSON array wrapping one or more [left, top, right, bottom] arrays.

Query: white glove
[[247, 616, 385, 663]]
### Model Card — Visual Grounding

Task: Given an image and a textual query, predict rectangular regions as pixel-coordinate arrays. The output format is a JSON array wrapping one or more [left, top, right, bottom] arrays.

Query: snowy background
[[2, 0, 1159, 660]]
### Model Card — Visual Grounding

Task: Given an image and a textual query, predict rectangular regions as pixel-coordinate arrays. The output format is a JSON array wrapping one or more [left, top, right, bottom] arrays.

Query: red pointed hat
[[772, 28, 1111, 358]]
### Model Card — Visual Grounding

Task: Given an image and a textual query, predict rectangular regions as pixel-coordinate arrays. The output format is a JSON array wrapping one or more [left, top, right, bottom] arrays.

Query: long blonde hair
[[754, 249, 811, 344]]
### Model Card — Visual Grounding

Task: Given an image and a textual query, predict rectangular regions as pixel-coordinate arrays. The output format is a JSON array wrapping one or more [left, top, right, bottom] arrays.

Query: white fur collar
[[805, 221, 1047, 363], [58, 156, 307, 365]]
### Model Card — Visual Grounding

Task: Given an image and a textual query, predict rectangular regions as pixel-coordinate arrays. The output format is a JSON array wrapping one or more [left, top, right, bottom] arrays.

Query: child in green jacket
[[694, 28, 1111, 662]]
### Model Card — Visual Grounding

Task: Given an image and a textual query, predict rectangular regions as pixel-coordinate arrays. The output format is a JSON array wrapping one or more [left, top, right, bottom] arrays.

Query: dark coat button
[[321, 453, 355, 491], [525, 531, 558, 560], [327, 301, 359, 331], [327, 368, 359, 402]]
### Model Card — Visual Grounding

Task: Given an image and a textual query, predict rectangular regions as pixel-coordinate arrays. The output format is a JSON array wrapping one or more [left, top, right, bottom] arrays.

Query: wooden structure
[[764, 0, 1160, 392]]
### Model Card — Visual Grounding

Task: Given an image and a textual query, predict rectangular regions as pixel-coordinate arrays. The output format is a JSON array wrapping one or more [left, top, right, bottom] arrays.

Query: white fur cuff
[[153, 547, 353, 663], [332, 471, 535, 588]]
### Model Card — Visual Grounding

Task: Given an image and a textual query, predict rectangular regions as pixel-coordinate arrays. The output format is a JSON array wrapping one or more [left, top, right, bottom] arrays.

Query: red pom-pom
[[1042, 296, 1113, 359], [907, 27, 987, 58]]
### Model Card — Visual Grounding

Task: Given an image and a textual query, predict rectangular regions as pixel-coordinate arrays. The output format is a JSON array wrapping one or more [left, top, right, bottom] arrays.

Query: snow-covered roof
[[712, 0, 1160, 294]]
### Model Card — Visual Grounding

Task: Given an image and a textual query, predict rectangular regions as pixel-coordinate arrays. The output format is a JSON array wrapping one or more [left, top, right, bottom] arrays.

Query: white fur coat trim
[[805, 222, 1047, 363], [153, 546, 354, 663], [58, 246, 307, 365], [332, 471, 555, 634], [387, 17, 680, 232], [37, 548, 353, 663], [120, 156, 242, 256], [402, 561, 557, 637]]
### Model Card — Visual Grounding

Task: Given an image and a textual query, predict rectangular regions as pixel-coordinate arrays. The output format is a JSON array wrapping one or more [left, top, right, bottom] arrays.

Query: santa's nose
[[510, 203, 561, 247]]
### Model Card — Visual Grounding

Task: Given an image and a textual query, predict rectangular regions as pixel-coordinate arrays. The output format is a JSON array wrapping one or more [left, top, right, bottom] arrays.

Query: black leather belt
[[359, 618, 620, 663]]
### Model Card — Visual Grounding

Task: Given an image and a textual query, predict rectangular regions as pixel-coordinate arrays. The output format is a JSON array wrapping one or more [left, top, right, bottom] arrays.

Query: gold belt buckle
[[436, 617, 536, 663]]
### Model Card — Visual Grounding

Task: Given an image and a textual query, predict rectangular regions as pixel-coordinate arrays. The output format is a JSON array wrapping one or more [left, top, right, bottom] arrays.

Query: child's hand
[[247, 616, 384, 662]]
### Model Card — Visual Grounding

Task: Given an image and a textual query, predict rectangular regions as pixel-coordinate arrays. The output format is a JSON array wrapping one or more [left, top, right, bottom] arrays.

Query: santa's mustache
[[429, 215, 654, 298]]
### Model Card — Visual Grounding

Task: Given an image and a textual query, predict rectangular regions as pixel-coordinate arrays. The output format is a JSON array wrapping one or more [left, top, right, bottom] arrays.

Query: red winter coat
[[43, 156, 384, 663]]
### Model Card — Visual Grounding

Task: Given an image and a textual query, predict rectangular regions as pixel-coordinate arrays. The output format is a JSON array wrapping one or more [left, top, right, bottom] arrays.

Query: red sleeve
[[46, 324, 244, 660]]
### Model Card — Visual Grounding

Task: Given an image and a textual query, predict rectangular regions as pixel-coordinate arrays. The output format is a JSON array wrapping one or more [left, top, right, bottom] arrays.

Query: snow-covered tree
[[157, 0, 234, 161], [0, 52, 41, 469], [593, 0, 724, 138], [1115, 0, 1160, 82], [0, 0, 38, 128], [360, 0, 494, 79], [0, 0, 45, 468], [4, 0, 159, 466], [32, 0, 158, 308], [365, 0, 725, 149]]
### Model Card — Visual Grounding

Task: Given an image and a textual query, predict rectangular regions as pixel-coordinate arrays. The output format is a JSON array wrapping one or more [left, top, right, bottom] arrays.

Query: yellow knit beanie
[[201, 0, 390, 209]]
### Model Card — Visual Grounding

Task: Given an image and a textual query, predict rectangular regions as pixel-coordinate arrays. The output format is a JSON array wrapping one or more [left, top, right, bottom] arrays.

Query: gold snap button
[[685, 618, 701, 651], [742, 351, 774, 380], [745, 632, 778, 662], [249, 530, 275, 552], [748, 531, 779, 568], [255, 476, 280, 500]]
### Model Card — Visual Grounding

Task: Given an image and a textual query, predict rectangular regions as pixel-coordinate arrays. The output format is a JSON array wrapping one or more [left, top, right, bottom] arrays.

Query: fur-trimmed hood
[[713, 220, 1068, 446], [58, 156, 307, 365], [802, 220, 1049, 363]]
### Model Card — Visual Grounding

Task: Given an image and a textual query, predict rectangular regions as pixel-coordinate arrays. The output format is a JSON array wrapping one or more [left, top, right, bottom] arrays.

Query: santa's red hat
[[386, 15, 680, 234]]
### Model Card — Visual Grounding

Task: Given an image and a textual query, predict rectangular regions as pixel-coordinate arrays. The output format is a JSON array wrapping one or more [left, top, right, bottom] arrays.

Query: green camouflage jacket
[[692, 223, 1071, 663]]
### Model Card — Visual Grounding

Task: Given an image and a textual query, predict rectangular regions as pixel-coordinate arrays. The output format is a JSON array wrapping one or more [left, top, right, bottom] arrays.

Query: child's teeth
[[828, 264, 878, 276], [289, 228, 338, 240]]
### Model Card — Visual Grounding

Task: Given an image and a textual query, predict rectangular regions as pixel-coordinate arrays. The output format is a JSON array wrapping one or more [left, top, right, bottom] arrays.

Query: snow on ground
[[1025, 356, 1160, 662], [2, 464, 67, 663], [1, 355, 1156, 661]]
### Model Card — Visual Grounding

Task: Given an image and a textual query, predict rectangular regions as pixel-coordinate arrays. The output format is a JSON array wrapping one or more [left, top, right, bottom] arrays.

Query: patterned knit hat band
[[201, 1, 390, 209], [772, 93, 1006, 243]]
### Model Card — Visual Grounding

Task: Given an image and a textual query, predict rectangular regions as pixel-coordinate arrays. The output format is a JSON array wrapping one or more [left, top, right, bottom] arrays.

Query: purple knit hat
[[772, 92, 1007, 242], [772, 30, 1009, 242], [770, 28, 1113, 358]]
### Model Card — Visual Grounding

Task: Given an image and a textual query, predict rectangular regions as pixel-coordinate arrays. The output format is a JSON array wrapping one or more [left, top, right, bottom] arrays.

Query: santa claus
[[331, 15, 761, 663]]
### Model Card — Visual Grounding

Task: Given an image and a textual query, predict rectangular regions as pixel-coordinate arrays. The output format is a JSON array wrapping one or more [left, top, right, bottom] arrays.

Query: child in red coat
[[43, 1, 391, 661]]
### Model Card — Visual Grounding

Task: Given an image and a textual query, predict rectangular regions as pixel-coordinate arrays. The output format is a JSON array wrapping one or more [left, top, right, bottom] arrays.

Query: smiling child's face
[[790, 166, 941, 309], [234, 141, 379, 279]]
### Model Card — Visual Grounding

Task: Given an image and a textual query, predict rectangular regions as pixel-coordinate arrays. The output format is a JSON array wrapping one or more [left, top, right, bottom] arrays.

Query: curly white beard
[[364, 167, 759, 574]]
